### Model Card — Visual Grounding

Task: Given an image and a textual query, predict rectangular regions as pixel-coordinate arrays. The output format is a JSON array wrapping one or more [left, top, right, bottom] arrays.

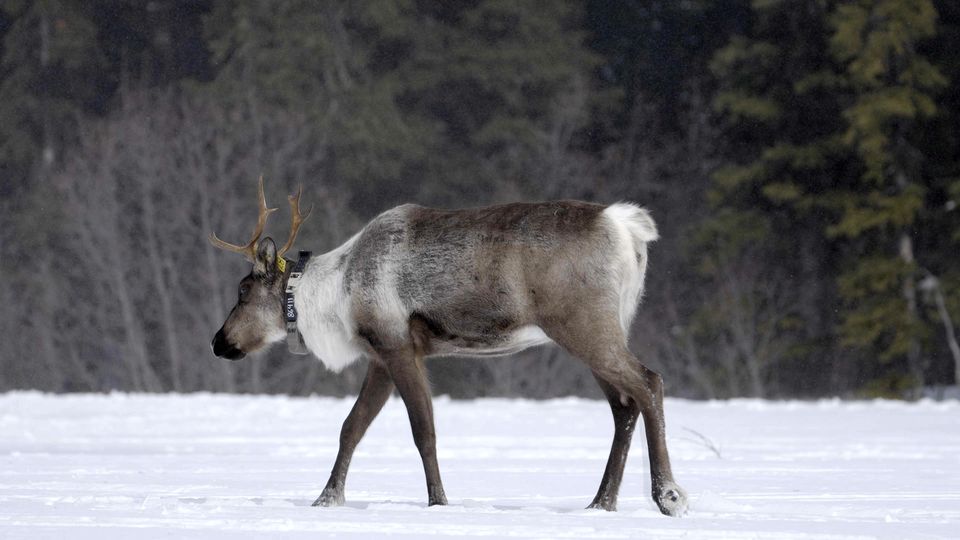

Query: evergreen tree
[[388, 0, 604, 203], [203, 0, 601, 212], [829, 0, 947, 393], [919, 0, 960, 387], [706, 0, 845, 395], [203, 0, 434, 210], [0, 0, 103, 185]]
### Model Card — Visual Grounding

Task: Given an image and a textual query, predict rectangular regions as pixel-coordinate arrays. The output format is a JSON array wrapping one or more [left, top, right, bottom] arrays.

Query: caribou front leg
[[314, 361, 394, 507], [382, 348, 448, 506]]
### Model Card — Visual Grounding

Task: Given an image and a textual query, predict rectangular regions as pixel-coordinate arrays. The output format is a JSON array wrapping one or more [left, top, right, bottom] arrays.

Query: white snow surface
[[1, 392, 958, 539]]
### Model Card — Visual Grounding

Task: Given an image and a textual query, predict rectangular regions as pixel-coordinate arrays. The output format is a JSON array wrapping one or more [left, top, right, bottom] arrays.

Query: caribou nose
[[211, 329, 224, 354], [212, 329, 230, 356], [212, 329, 247, 360]]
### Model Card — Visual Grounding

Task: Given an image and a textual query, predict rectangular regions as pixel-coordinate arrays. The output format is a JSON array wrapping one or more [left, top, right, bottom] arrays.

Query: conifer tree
[[0, 0, 102, 182], [203, 0, 599, 211], [706, 0, 844, 395], [829, 0, 947, 392]]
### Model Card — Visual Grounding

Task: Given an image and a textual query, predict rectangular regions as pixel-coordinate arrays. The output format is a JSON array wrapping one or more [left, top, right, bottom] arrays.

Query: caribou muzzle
[[212, 328, 246, 360]]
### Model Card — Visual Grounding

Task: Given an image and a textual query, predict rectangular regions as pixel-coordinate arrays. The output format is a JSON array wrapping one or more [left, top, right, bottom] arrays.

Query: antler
[[209, 175, 278, 261], [277, 184, 314, 258]]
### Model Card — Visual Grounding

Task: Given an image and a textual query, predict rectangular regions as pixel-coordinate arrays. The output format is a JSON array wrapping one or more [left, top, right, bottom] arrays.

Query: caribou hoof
[[586, 501, 617, 512], [427, 485, 448, 506], [586, 493, 617, 511], [312, 488, 345, 507], [654, 482, 688, 516]]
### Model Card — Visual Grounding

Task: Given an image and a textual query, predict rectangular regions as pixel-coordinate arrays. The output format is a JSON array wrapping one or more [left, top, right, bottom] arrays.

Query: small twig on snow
[[679, 427, 722, 459]]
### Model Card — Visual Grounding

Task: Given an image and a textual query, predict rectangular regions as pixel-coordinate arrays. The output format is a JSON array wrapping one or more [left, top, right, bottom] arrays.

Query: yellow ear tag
[[277, 257, 287, 273]]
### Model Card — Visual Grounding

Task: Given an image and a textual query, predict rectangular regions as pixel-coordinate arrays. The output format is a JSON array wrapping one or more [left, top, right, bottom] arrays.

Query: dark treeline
[[1, 1, 958, 399]]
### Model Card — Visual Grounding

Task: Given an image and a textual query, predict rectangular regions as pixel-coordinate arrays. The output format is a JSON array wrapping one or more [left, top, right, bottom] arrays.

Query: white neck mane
[[292, 233, 365, 372]]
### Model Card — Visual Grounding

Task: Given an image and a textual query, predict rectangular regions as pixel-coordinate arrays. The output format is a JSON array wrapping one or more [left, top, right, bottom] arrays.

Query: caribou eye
[[239, 284, 250, 300]]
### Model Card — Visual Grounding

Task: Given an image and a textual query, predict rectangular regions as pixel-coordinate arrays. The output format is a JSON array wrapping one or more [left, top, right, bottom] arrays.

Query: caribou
[[210, 177, 687, 516]]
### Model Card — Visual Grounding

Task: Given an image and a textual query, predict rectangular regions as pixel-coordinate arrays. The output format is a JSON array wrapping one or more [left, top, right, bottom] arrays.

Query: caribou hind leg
[[314, 361, 394, 507], [588, 373, 640, 511], [542, 312, 687, 516], [607, 357, 687, 516]]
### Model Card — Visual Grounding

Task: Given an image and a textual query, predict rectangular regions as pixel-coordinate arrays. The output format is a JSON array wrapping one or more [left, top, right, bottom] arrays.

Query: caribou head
[[209, 176, 312, 360]]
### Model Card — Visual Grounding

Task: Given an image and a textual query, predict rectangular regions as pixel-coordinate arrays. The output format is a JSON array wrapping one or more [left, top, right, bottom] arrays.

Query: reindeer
[[210, 177, 687, 516]]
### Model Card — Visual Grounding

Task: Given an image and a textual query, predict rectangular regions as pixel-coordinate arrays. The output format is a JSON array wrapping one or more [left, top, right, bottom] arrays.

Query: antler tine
[[209, 175, 279, 261], [277, 184, 314, 258]]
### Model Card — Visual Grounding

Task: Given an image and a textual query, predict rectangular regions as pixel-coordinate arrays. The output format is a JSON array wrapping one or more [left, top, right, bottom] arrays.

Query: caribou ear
[[254, 237, 278, 276]]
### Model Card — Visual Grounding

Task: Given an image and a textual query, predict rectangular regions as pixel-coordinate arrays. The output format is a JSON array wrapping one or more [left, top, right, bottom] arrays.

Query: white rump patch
[[601, 203, 659, 333], [602, 203, 659, 243]]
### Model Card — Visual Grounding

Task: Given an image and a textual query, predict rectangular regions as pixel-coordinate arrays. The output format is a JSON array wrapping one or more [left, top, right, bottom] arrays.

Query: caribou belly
[[441, 324, 553, 358]]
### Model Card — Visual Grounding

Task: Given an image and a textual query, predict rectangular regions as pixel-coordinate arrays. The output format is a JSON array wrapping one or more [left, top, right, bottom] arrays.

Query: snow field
[[1, 392, 958, 539]]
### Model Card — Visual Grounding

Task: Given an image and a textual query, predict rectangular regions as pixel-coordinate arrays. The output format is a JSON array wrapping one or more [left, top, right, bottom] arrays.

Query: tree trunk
[[924, 276, 960, 387], [898, 232, 923, 393], [34, 259, 66, 390], [39, 7, 54, 171], [140, 180, 183, 391]]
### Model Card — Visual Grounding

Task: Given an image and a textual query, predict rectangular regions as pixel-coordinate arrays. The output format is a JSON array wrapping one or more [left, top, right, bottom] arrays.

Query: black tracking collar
[[284, 250, 312, 355]]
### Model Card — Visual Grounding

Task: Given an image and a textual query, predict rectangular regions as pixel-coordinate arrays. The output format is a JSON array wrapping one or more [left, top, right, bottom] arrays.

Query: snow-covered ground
[[1, 392, 957, 539]]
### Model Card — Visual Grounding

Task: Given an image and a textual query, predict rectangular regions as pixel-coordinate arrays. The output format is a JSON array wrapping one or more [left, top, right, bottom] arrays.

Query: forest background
[[1, 0, 958, 400]]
